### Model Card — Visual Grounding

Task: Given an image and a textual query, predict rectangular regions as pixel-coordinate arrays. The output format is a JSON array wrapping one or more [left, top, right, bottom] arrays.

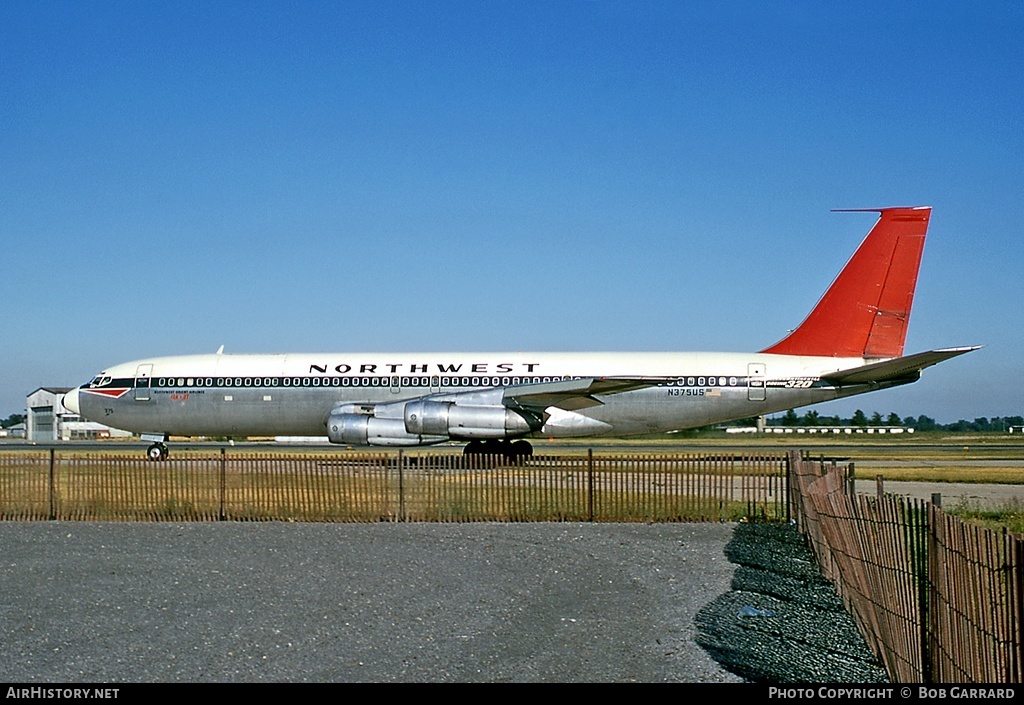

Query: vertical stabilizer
[[760, 207, 931, 359]]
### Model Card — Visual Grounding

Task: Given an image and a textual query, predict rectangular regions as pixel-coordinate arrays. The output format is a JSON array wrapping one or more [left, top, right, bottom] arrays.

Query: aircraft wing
[[501, 377, 671, 412], [821, 346, 981, 386]]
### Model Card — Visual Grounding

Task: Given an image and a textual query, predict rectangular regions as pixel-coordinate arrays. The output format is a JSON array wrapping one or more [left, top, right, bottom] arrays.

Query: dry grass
[[947, 497, 1024, 536], [0, 451, 786, 523]]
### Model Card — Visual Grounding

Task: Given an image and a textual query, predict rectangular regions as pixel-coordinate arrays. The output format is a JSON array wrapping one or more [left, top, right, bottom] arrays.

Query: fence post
[[784, 452, 791, 524], [787, 451, 801, 525], [923, 501, 936, 683], [219, 447, 226, 521], [48, 448, 55, 521], [1015, 533, 1024, 683], [876, 475, 884, 501], [587, 449, 594, 522], [398, 449, 405, 522]]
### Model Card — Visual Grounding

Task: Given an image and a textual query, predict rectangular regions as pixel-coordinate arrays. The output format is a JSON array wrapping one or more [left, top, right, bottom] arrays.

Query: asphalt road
[[855, 479, 1024, 507], [0, 522, 744, 683]]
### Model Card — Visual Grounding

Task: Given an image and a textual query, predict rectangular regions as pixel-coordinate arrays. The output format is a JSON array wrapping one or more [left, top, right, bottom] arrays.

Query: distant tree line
[[1, 413, 26, 429], [766, 409, 1024, 432]]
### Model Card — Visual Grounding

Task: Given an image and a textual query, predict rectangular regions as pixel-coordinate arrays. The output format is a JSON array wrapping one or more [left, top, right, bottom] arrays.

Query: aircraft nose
[[63, 387, 81, 414]]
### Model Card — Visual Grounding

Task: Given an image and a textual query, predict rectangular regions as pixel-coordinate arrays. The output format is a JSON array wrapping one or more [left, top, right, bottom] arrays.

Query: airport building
[[0, 423, 26, 439], [755, 426, 913, 435], [26, 388, 132, 442]]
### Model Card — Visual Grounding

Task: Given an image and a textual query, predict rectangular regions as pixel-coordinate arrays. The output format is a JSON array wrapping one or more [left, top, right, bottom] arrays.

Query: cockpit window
[[88, 375, 112, 388]]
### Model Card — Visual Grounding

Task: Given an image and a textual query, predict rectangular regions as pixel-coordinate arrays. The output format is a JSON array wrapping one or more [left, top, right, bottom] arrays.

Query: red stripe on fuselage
[[84, 388, 131, 399]]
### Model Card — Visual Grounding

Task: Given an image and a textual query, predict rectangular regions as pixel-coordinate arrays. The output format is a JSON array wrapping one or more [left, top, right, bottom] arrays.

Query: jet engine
[[325, 398, 537, 447], [326, 404, 447, 446], [404, 399, 534, 439]]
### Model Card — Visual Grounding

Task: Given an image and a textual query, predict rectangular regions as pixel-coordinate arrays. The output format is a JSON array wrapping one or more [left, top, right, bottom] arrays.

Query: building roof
[[29, 387, 73, 396]]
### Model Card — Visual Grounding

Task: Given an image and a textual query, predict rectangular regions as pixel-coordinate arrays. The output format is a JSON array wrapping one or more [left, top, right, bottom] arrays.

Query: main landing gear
[[146, 443, 169, 461], [462, 439, 533, 459]]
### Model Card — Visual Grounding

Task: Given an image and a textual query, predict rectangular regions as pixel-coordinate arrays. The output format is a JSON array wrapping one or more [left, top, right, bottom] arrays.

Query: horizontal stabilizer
[[821, 346, 981, 386]]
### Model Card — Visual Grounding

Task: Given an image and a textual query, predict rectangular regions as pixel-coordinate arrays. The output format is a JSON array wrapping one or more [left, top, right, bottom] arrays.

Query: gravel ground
[[695, 521, 889, 683], [0, 522, 744, 683]]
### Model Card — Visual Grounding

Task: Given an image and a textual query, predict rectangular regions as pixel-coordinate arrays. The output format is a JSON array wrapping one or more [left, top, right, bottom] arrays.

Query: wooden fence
[[6, 446, 1020, 681], [789, 451, 1024, 684], [0, 448, 788, 523]]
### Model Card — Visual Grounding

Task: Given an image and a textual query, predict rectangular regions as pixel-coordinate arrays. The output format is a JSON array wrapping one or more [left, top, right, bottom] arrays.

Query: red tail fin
[[760, 207, 931, 359]]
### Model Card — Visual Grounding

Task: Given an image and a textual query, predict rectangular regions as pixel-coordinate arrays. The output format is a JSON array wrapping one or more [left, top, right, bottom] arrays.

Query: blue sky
[[2, 1, 1022, 424]]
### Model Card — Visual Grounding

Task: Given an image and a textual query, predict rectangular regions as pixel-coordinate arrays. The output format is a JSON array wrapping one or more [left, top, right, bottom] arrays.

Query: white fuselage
[[67, 351, 882, 441]]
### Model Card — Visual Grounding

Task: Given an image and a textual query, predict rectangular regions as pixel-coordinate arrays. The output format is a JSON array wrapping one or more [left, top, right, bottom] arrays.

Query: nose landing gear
[[146, 443, 169, 461]]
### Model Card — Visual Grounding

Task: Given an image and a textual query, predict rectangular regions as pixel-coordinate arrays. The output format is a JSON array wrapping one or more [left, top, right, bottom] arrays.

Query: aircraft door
[[747, 363, 766, 402], [134, 364, 153, 401]]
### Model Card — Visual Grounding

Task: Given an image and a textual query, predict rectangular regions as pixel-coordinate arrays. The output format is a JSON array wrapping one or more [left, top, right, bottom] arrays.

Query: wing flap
[[821, 346, 981, 386], [502, 377, 671, 411]]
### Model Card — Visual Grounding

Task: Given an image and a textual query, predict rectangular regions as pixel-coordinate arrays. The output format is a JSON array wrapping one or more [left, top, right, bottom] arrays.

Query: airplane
[[63, 207, 978, 461]]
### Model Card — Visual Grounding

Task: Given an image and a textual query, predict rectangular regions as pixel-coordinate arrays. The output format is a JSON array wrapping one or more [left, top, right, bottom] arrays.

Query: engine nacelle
[[326, 412, 446, 447], [404, 400, 533, 439]]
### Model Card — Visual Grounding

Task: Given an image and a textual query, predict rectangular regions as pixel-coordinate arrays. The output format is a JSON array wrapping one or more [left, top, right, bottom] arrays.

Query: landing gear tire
[[147, 443, 168, 461], [482, 439, 505, 456], [509, 440, 533, 458], [463, 440, 485, 456], [461, 439, 533, 460]]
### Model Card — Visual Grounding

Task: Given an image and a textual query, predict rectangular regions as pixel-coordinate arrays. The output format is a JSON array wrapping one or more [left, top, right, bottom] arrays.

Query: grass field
[[4, 433, 1022, 530], [530, 431, 1024, 482], [7, 431, 1024, 481], [946, 498, 1024, 535]]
